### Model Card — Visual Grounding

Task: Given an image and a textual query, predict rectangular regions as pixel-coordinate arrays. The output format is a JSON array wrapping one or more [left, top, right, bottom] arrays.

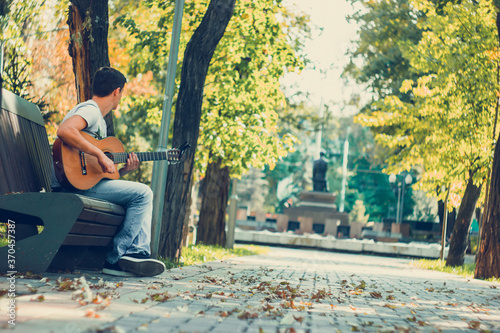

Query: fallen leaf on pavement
[[30, 295, 44, 302], [84, 310, 101, 318]]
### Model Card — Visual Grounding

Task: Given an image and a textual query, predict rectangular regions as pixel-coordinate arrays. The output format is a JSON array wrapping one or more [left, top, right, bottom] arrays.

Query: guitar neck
[[111, 151, 173, 164]]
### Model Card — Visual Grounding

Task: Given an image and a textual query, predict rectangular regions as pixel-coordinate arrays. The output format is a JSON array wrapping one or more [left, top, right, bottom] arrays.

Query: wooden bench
[[0, 88, 125, 273]]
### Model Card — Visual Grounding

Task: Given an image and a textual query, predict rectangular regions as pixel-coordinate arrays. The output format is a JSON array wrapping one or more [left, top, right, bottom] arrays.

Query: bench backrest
[[0, 89, 52, 194]]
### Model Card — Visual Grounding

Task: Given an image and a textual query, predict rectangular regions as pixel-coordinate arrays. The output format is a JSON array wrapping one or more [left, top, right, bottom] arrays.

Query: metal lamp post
[[399, 174, 413, 224], [150, 0, 185, 258]]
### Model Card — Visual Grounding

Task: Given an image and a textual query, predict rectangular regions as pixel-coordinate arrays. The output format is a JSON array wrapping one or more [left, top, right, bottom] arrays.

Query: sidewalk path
[[1, 247, 499, 332]]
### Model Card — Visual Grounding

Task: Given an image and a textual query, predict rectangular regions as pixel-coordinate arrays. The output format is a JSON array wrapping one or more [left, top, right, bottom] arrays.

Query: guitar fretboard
[[111, 150, 178, 164]]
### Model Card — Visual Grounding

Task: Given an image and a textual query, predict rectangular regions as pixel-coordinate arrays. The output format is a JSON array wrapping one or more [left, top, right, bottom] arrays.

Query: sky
[[282, 0, 362, 115]]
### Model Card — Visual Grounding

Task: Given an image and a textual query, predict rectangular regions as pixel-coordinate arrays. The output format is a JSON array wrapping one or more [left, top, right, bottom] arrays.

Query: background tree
[[0, 0, 55, 111], [356, 0, 497, 266], [344, 0, 422, 103], [342, 0, 424, 221], [158, 0, 236, 259], [195, 0, 306, 246], [402, 0, 495, 267], [67, 0, 113, 134], [475, 0, 500, 279], [0, 0, 77, 142]]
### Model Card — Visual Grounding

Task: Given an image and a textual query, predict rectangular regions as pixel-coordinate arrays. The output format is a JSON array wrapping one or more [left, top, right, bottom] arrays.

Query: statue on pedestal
[[313, 152, 328, 192]]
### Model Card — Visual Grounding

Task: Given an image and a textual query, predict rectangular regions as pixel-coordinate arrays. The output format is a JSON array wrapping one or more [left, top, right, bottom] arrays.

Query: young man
[[51, 67, 165, 277]]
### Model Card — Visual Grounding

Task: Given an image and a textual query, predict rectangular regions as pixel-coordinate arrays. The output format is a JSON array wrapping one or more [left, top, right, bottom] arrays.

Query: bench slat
[[69, 221, 119, 236], [1, 98, 52, 194], [63, 234, 113, 246], [77, 194, 126, 215], [78, 208, 125, 226]]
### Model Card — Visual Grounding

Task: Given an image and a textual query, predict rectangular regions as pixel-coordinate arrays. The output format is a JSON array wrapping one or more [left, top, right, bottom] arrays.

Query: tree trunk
[[446, 172, 482, 267], [67, 0, 113, 135], [438, 199, 456, 241], [181, 180, 193, 248], [475, 135, 500, 278], [157, 0, 236, 259], [196, 157, 229, 246], [474, 10, 500, 280]]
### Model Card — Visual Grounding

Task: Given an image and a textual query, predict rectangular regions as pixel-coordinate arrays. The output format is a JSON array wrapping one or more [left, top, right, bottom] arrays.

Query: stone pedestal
[[373, 222, 391, 232], [324, 219, 339, 236], [297, 216, 313, 235], [255, 211, 267, 222], [298, 191, 337, 208], [276, 214, 289, 232], [391, 223, 411, 237], [350, 221, 364, 239], [283, 191, 349, 234]]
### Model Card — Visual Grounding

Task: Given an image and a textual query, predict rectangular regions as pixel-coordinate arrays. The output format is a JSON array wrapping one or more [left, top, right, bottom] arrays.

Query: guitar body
[[53, 132, 123, 190]]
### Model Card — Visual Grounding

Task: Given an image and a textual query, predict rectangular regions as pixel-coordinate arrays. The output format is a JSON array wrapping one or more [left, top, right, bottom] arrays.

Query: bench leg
[[48, 245, 111, 272], [0, 193, 84, 273]]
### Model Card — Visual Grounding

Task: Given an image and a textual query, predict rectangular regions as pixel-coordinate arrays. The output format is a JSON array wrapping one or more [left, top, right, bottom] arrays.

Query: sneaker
[[118, 253, 166, 277], [102, 260, 137, 277]]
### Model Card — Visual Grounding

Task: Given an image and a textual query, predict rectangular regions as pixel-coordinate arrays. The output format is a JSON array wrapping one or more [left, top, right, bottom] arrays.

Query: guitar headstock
[[167, 149, 181, 162], [167, 142, 191, 163]]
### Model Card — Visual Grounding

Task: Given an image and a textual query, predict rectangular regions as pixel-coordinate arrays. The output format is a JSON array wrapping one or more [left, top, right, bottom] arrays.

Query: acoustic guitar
[[53, 131, 189, 190]]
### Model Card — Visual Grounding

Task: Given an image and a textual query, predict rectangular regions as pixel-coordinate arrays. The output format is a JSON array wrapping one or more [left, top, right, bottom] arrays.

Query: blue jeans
[[70, 179, 153, 264]]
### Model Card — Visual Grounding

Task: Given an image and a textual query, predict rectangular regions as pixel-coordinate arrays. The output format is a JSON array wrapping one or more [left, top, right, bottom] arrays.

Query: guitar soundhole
[[104, 151, 115, 162]]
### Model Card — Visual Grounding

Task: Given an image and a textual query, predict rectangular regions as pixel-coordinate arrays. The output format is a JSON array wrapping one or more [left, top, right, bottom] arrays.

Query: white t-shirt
[[50, 100, 107, 189], [63, 100, 107, 139]]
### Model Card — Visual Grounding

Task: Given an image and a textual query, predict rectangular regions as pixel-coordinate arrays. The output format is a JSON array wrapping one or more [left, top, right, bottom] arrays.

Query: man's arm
[[57, 115, 116, 174]]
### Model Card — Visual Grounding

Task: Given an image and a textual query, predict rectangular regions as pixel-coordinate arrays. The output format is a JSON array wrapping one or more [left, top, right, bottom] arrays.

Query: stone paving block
[[2, 320, 100, 333], [112, 316, 151, 331], [210, 318, 248, 333], [176, 318, 220, 333], [146, 317, 193, 333], [148, 315, 191, 328], [2, 247, 499, 333]]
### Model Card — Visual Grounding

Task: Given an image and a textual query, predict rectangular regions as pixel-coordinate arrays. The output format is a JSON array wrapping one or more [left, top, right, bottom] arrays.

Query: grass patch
[[161, 244, 269, 270], [411, 259, 500, 283]]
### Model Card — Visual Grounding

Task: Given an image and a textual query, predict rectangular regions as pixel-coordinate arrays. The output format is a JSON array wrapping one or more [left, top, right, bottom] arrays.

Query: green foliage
[[355, 0, 498, 207], [113, 84, 164, 184], [2, 46, 33, 98], [197, 0, 306, 176], [1, 0, 67, 111], [1, 0, 39, 95], [344, 0, 423, 103], [114, 0, 310, 178], [341, 0, 424, 220], [339, 119, 406, 220]]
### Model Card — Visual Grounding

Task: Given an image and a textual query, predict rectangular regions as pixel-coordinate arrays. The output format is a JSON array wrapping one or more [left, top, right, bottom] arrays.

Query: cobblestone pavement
[[1, 247, 499, 333]]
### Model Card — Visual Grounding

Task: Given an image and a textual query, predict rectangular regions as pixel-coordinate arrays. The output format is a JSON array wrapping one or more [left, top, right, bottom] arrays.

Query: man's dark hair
[[92, 67, 127, 97]]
